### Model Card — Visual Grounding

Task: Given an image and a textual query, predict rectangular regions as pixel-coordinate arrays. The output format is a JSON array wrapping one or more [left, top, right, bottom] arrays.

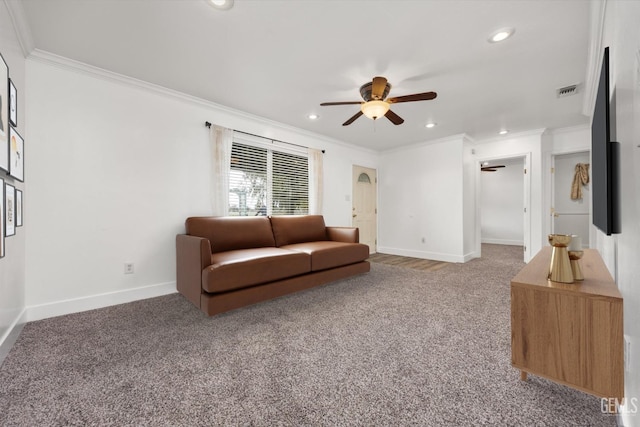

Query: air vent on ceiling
[[556, 84, 579, 98]]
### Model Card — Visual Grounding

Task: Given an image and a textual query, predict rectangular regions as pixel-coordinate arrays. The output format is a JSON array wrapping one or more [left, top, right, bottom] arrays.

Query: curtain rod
[[205, 121, 324, 153]]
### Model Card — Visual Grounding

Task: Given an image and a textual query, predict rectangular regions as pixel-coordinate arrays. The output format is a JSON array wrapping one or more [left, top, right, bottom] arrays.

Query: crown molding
[[472, 128, 547, 146], [380, 133, 471, 154], [548, 123, 590, 135], [582, 0, 607, 117], [26, 49, 378, 156], [3, 0, 35, 57]]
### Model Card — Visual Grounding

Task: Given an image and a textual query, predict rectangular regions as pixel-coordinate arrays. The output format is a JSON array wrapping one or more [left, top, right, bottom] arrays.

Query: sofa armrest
[[326, 226, 359, 243], [176, 234, 212, 308]]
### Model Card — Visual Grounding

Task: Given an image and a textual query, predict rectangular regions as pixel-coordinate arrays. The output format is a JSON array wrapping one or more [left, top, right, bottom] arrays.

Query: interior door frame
[[352, 164, 378, 253], [475, 152, 532, 262], [547, 148, 591, 247]]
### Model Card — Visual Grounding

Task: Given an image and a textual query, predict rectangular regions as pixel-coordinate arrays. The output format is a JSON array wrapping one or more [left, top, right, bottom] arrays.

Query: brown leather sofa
[[176, 215, 370, 316]]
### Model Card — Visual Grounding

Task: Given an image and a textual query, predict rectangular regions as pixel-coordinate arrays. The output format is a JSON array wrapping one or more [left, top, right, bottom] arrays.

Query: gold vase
[[548, 234, 574, 283], [568, 250, 584, 281]]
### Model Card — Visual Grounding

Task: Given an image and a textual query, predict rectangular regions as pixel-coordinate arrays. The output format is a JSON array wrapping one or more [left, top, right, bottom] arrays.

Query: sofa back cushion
[[185, 217, 276, 253], [270, 215, 327, 246]]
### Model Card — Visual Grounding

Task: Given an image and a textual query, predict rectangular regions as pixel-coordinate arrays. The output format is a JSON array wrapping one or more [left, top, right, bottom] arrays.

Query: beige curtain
[[308, 148, 324, 215], [570, 163, 590, 200], [210, 125, 233, 216]]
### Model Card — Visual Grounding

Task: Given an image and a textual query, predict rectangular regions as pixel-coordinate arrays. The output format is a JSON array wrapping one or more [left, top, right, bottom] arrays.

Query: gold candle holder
[[548, 234, 574, 283], [568, 250, 584, 281]]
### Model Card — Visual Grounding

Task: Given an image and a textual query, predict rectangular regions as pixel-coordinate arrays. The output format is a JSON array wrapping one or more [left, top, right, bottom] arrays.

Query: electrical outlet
[[624, 335, 631, 373], [124, 263, 134, 274]]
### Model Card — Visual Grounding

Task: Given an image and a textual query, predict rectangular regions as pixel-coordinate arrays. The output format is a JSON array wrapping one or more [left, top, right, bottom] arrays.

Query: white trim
[[380, 133, 471, 154], [26, 282, 177, 322], [548, 123, 590, 136], [481, 238, 524, 246], [3, 0, 35, 57], [0, 308, 28, 365], [26, 49, 378, 156], [377, 246, 466, 263], [473, 128, 547, 146], [582, 0, 608, 117]]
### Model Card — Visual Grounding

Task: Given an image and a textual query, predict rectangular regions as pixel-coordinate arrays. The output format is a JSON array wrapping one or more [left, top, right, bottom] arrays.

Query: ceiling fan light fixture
[[206, 0, 234, 11], [361, 100, 390, 120], [488, 27, 515, 43], [308, 113, 319, 120], [499, 129, 509, 135], [425, 122, 436, 128]]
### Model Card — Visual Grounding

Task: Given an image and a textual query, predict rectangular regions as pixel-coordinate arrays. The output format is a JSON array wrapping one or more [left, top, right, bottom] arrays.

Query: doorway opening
[[477, 154, 531, 262], [550, 151, 590, 248]]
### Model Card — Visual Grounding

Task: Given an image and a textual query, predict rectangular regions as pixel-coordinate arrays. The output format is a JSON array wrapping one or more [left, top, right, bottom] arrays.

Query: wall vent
[[556, 84, 579, 98]]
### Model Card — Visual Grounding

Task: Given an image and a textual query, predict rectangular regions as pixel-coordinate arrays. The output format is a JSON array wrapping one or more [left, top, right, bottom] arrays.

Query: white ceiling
[[18, 0, 591, 151]]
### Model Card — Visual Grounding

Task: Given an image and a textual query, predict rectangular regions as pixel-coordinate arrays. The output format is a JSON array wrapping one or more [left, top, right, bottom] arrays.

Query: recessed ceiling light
[[488, 27, 515, 43], [499, 129, 508, 135], [308, 113, 319, 120], [206, 0, 234, 11], [425, 122, 436, 128]]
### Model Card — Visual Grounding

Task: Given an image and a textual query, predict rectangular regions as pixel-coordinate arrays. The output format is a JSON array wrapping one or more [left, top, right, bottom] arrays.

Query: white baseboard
[[26, 282, 178, 322], [481, 238, 524, 246], [376, 246, 465, 263], [0, 308, 28, 366]]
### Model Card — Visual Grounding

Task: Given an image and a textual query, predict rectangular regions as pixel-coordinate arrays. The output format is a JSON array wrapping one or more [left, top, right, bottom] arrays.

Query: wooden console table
[[511, 247, 623, 399]]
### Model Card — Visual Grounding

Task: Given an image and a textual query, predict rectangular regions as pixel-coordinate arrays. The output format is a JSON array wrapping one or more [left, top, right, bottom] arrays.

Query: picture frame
[[5, 182, 15, 237], [9, 127, 24, 182], [9, 78, 17, 127], [0, 178, 4, 258], [0, 52, 8, 174], [16, 188, 22, 227]]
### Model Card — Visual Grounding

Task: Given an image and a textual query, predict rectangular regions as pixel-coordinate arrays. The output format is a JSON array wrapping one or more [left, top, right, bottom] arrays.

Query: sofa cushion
[[270, 215, 328, 247], [186, 216, 276, 253], [281, 241, 369, 272], [203, 248, 310, 293]]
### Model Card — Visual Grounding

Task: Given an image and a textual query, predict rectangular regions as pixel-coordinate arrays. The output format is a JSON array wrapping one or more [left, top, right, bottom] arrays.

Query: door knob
[[352, 214, 357, 218]]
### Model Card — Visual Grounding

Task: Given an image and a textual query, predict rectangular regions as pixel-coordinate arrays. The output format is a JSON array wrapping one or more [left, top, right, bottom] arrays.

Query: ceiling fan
[[320, 76, 437, 126], [480, 164, 506, 172]]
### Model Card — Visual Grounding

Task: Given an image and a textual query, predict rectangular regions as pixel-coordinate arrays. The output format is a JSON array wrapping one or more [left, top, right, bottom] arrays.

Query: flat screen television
[[591, 47, 620, 235]]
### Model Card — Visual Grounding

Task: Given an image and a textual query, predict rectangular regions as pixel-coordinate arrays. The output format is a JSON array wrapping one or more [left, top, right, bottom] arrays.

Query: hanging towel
[[570, 163, 590, 200]]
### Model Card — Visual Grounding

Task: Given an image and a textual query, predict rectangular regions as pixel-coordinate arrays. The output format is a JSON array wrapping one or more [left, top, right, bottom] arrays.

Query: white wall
[[378, 135, 467, 262], [597, 1, 640, 423], [24, 54, 377, 320], [480, 157, 524, 246], [0, 2, 27, 361]]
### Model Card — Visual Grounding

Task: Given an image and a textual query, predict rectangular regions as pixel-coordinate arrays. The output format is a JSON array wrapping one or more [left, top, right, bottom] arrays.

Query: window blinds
[[228, 141, 308, 216]]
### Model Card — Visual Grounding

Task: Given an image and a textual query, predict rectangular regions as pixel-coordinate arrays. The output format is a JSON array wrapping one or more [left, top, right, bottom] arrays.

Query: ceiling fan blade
[[320, 101, 364, 106], [481, 168, 498, 172], [385, 109, 404, 125], [387, 91, 437, 104], [343, 111, 363, 126], [372, 76, 388, 100], [491, 165, 506, 169]]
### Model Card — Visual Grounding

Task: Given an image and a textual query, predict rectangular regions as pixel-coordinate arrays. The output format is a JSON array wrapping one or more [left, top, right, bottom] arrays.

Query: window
[[228, 139, 309, 216]]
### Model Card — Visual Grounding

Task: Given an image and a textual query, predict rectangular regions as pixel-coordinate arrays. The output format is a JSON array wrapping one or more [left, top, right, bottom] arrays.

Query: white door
[[352, 165, 377, 253], [551, 151, 590, 248]]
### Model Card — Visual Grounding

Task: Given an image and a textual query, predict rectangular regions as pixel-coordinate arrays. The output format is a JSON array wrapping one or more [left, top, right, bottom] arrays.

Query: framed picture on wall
[[9, 79, 17, 127], [0, 52, 8, 174], [0, 178, 4, 258], [16, 188, 22, 227], [5, 182, 15, 237], [9, 127, 24, 182]]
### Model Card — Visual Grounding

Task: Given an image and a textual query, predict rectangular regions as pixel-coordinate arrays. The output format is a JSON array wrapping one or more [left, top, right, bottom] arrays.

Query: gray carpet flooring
[[0, 245, 616, 426]]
